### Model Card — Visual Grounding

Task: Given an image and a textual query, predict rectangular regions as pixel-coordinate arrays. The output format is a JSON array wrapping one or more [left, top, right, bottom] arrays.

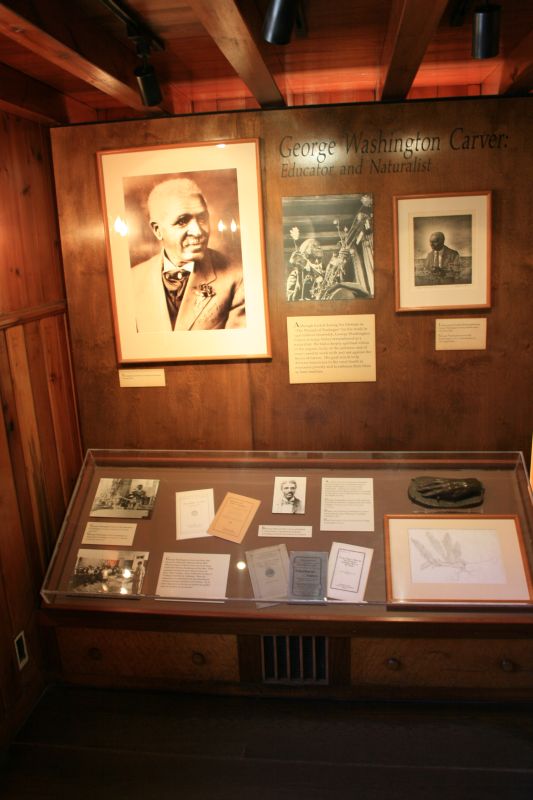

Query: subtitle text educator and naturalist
[[131, 177, 246, 332]]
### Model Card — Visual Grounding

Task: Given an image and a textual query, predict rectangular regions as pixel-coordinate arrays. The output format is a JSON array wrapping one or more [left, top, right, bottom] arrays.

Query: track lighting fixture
[[134, 36, 162, 106], [134, 62, 162, 107], [262, 0, 299, 45], [472, 2, 501, 59], [98, 0, 164, 106]]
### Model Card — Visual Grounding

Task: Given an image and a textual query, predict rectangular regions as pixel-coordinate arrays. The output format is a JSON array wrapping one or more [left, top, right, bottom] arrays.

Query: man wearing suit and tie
[[132, 177, 245, 332], [423, 231, 460, 280]]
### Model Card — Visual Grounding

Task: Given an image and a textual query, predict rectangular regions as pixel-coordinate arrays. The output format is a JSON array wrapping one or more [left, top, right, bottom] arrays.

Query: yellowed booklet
[[207, 492, 261, 543]]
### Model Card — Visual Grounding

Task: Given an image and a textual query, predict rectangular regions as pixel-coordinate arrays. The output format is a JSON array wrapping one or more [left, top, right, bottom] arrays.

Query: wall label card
[[81, 521, 137, 546], [258, 525, 313, 538], [287, 314, 376, 384], [118, 368, 166, 387], [435, 318, 487, 350]]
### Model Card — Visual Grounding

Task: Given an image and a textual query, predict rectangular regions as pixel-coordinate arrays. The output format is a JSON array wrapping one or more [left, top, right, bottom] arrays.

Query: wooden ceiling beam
[[482, 28, 533, 96], [378, 0, 449, 101], [0, 0, 170, 113], [0, 62, 96, 124], [187, 0, 285, 108]]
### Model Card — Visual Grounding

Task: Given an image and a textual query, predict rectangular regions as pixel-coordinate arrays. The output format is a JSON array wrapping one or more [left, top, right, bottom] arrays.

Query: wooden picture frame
[[384, 514, 532, 607], [393, 191, 491, 312], [97, 139, 270, 363]]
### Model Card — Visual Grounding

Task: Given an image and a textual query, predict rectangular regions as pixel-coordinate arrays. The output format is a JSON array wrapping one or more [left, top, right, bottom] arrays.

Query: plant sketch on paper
[[408, 528, 506, 584]]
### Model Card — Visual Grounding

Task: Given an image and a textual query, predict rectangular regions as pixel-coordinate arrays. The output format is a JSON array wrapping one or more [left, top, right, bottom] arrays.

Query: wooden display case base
[[40, 610, 533, 702]]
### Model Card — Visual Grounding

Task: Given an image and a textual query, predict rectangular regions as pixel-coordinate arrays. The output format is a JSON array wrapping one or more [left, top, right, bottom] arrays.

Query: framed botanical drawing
[[384, 515, 532, 607], [393, 191, 491, 312], [97, 139, 270, 362]]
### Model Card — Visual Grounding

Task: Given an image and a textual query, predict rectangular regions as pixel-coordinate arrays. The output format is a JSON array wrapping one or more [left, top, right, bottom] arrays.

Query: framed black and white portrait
[[97, 139, 270, 362], [394, 191, 491, 311]]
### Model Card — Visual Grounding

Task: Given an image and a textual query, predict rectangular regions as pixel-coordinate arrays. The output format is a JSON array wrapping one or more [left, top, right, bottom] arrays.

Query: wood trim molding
[[378, 0, 449, 101], [187, 0, 285, 108], [0, 301, 67, 331]]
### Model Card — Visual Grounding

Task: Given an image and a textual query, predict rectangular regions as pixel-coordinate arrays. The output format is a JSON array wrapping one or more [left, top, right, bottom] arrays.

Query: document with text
[[176, 488, 214, 540], [156, 552, 230, 600], [208, 492, 261, 543], [327, 541, 373, 602], [246, 544, 290, 601], [320, 477, 374, 531]]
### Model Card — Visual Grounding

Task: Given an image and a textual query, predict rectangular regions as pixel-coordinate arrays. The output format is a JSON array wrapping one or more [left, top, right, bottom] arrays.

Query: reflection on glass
[[114, 216, 128, 236]]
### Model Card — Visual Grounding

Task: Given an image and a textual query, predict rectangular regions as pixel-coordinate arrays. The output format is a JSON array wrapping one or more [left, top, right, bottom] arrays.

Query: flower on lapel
[[194, 283, 215, 308], [196, 283, 215, 299]]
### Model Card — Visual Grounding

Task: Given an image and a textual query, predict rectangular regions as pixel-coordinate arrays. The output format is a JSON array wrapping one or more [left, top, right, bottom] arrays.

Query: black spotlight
[[263, 0, 299, 45], [131, 32, 162, 106], [135, 61, 162, 106], [472, 3, 501, 59]]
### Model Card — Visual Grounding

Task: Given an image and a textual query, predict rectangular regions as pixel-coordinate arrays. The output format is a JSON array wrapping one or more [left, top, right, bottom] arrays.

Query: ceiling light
[[98, 0, 164, 106], [472, 3, 501, 59], [134, 47, 162, 107], [262, 0, 299, 45]]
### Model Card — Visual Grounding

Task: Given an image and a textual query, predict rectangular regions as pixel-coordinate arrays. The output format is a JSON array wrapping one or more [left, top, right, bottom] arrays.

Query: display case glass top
[[41, 449, 533, 620]]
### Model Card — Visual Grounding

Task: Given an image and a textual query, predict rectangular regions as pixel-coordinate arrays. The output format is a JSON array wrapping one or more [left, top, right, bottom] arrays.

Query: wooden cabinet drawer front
[[350, 638, 533, 688], [56, 628, 239, 682]]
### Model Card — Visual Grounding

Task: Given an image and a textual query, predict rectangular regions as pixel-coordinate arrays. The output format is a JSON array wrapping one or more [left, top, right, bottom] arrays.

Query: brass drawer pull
[[191, 651, 206, 666], [386, 657, 401, 671], [500, 659, 516, 673]]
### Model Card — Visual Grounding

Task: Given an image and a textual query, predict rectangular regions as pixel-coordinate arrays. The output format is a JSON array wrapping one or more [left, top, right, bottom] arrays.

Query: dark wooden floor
[[1, 685, 533, 799]]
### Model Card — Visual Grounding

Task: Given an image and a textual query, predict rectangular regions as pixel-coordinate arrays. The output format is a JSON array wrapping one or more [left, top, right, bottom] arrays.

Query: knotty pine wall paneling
[[50, 98, 532, 458], [0, 406, 43, 748], [0, 111, 83, 744], [0, 115, 65, 310]]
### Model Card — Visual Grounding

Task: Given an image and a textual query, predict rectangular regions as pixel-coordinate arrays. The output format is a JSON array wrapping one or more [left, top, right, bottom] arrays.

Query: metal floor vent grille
[[261, 635, 328, 684]]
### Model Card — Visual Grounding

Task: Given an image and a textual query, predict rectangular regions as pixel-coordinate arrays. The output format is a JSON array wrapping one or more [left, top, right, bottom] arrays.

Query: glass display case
[[41, 449, 533, 618]]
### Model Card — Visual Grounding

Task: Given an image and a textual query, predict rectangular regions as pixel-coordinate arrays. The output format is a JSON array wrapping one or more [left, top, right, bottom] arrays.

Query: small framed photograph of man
[[393, 191, 491, 311], [272, 477, 307, 515], [97, 139, 270, 362]]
